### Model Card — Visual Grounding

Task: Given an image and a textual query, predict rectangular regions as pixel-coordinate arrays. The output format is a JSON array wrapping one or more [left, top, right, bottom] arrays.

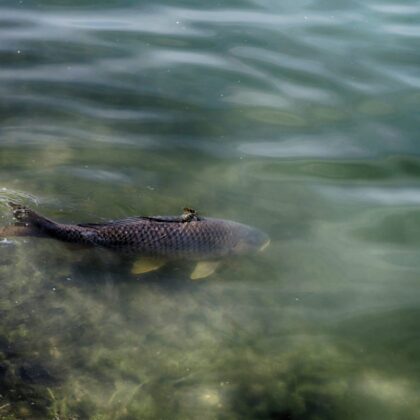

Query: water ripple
[[239, 136, 364, 159]]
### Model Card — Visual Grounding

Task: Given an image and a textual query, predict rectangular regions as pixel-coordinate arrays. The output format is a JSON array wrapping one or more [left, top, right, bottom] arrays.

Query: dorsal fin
[[77, 212, 202, 229], [77, 216, 149, 229]]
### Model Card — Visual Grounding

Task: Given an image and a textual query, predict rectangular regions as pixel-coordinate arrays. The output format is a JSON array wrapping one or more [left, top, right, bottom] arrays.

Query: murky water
[[1, 0, 420, 418]]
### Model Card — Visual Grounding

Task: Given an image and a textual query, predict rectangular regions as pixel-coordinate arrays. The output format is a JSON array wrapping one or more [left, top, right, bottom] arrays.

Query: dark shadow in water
[[67, 250, 209, 295], [0, 335, 62, 419]]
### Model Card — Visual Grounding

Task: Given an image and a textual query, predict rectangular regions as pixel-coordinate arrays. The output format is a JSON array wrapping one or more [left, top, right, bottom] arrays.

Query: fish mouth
[[259, 238, 270, 252]]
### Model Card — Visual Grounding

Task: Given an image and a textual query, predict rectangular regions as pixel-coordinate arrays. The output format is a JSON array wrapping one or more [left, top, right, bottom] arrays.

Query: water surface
[[1, 0, 420, 418]]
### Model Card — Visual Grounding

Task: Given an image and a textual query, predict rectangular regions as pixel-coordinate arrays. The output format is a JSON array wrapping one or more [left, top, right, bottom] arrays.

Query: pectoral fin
[[131, 258, 166, 275], [190, 261, 221, 280]]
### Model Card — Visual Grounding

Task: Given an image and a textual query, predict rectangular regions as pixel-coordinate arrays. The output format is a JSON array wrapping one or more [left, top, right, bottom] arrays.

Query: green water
[[1, 0, 420, 418]]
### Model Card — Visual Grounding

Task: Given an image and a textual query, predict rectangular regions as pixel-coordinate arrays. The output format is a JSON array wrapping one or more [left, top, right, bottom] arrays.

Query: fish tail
[[8, 202, 55, 229]]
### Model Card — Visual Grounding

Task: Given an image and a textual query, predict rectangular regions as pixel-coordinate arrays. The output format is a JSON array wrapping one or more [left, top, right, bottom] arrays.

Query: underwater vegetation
[[0, 235, 420, 420]]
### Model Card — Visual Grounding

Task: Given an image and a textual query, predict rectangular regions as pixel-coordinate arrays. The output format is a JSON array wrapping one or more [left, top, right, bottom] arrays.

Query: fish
[[1, 203, 270, 279]]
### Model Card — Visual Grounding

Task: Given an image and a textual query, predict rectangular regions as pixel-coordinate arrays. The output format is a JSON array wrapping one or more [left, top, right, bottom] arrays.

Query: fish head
[[231, 223, 270, 255]]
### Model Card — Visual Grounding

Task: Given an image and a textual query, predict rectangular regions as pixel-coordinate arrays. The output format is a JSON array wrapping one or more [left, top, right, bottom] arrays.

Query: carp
[[1, 203, 270, 279]]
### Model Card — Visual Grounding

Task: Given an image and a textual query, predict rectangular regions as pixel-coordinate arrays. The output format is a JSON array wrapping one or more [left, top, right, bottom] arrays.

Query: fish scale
[[90, 219, 233, 258]]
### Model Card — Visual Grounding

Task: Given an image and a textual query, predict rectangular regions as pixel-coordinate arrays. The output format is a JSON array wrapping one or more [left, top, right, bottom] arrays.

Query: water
[[1, 0, 420, 418]]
